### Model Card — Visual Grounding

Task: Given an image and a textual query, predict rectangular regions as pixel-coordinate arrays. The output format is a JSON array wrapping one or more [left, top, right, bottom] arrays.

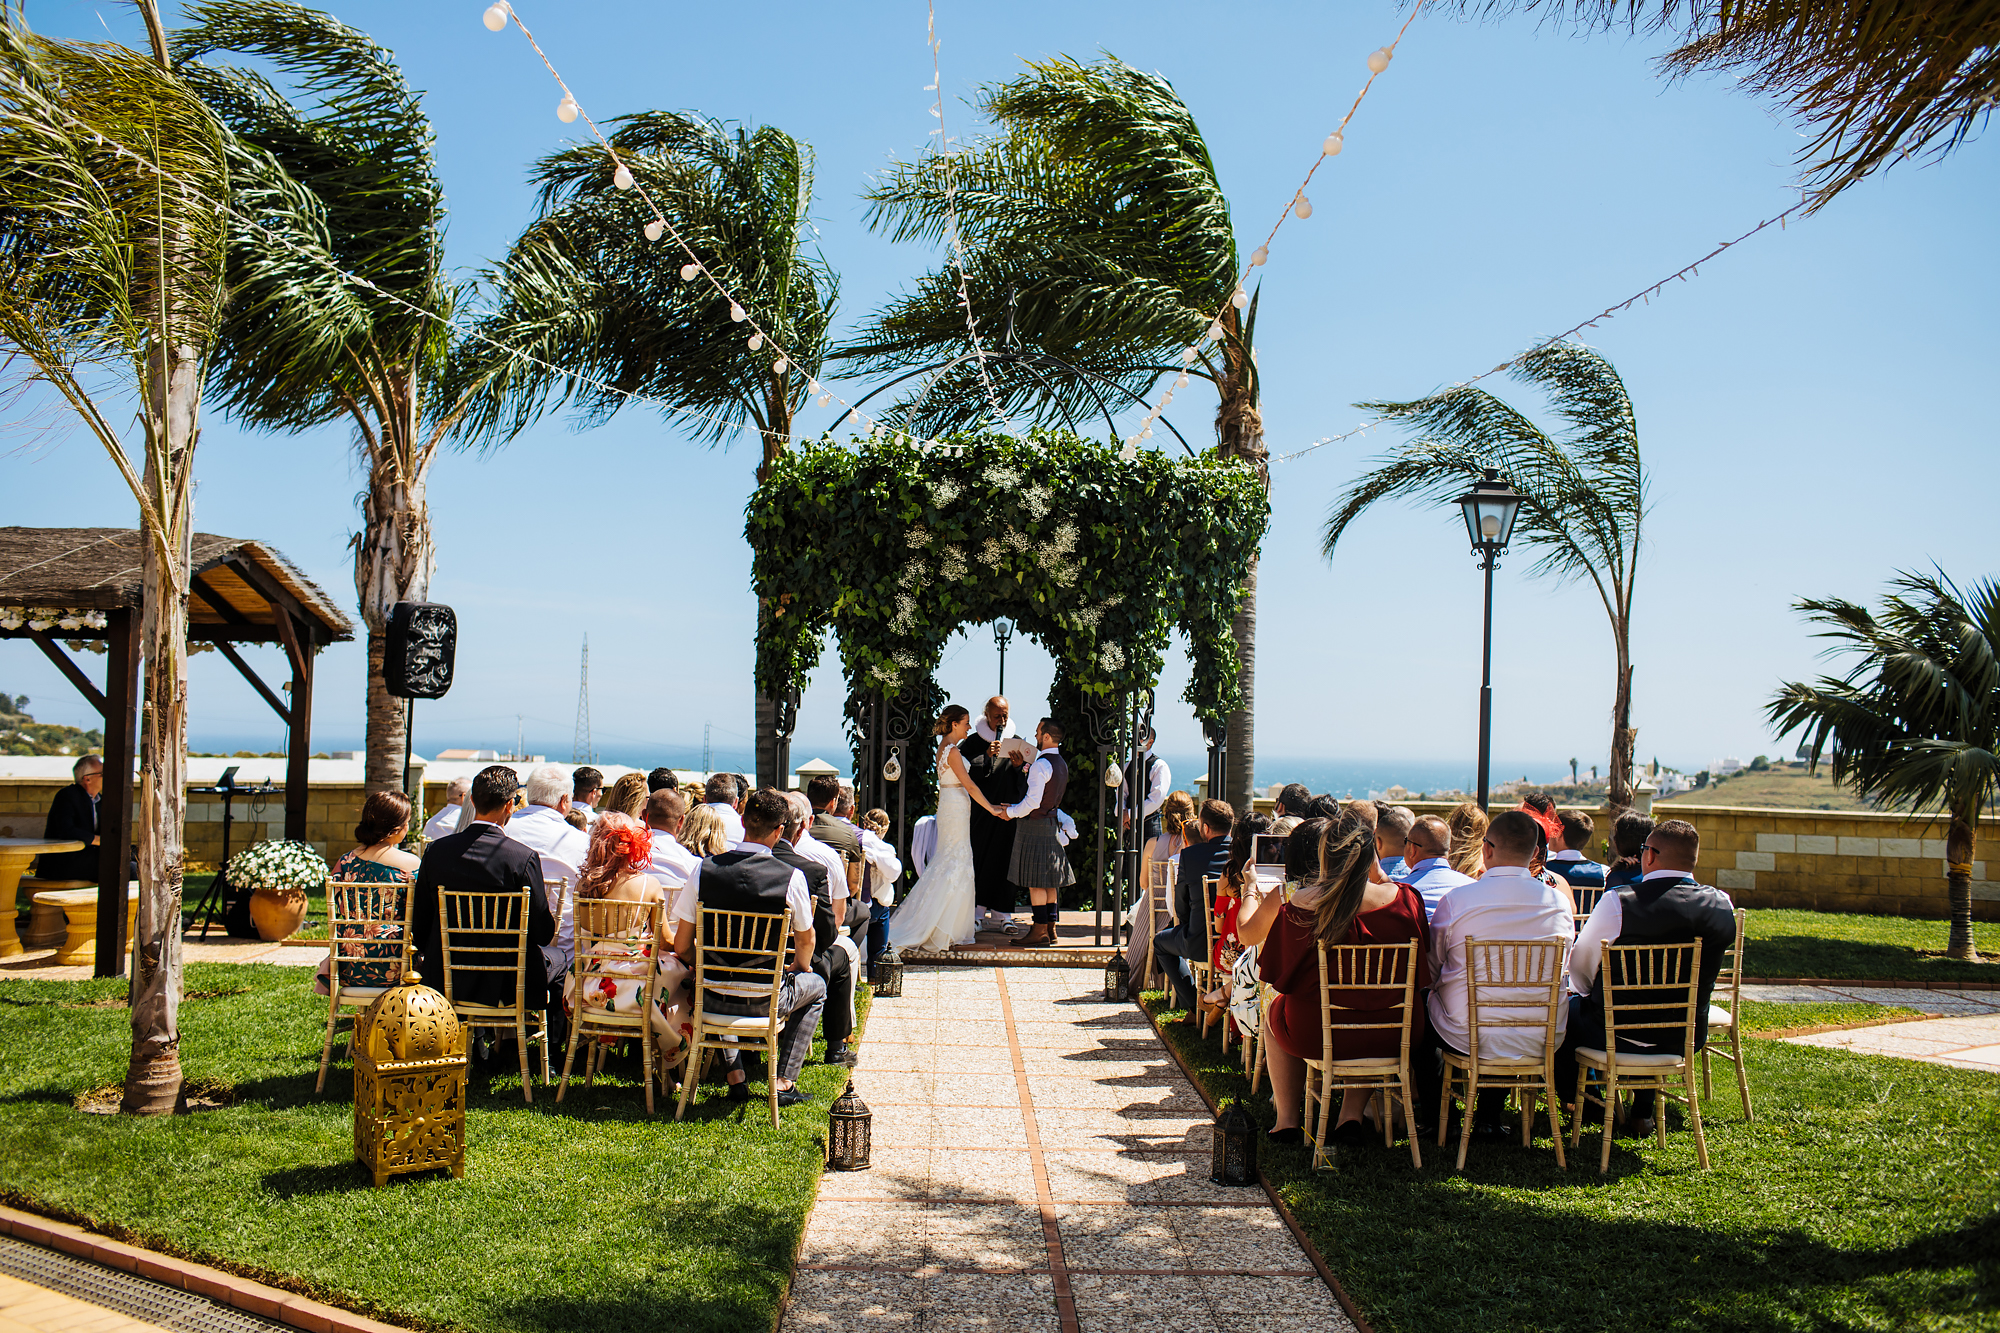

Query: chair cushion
[[1708, 1004, 1733, 1028], [1320, 1057, 1402, 1070], [1575, 1047, 1685, 1068], [700, 1012, 776, 1032], [1441, 1052, 1547, 1070], [336, 985, 390, 1000]]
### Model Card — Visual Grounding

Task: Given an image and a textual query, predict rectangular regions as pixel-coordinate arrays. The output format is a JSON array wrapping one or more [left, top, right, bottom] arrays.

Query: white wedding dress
[[887, 743, 978, 951]]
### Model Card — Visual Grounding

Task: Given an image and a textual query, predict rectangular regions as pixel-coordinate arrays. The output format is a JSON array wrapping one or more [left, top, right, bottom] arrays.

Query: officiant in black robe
[[961, 696, 1028, 917]]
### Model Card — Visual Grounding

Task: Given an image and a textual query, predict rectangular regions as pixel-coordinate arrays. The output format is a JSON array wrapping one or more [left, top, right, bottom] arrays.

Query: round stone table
[[0, 837, 86, 957]]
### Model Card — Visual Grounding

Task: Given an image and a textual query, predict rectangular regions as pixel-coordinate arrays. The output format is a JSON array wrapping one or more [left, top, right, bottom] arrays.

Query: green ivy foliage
[[746, 429, 1268, 727]]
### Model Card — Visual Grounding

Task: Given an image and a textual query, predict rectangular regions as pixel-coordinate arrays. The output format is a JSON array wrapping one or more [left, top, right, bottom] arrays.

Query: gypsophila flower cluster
[[226, 840, 327, 896], [0, 607, 109, 633]]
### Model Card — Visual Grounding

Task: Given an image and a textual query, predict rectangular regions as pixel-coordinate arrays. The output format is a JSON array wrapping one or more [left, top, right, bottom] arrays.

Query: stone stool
[[34, 888, 139, 965], [17, 878, 93, 950]]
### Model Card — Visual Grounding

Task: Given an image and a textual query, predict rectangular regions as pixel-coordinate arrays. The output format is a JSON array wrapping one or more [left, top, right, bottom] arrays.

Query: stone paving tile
[[1937, 1045, 2000, 1072], [1784, 1011, 2000, 1069]]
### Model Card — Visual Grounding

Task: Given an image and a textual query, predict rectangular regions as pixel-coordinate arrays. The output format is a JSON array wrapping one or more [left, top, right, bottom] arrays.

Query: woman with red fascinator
[[562, 812, 693, 1076], [1519, 795, 1574, 897]]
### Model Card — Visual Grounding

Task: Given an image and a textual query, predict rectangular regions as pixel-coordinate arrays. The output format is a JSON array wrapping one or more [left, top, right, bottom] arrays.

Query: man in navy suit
[[1151, 799, 1234, 1014]]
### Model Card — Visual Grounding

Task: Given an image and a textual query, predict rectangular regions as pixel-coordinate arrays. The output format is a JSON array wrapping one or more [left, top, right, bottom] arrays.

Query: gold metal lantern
[[353, 970, 468, 1188]]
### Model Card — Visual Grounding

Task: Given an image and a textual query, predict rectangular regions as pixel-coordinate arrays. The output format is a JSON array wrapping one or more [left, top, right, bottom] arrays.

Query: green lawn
[[1745, 908, 1997, 984], [1143, 991, 2000, 1333], [0, 963, 860, 1333]]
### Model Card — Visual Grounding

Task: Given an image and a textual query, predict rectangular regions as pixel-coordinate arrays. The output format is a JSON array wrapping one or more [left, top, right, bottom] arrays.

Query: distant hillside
[[1660, 762, 1879, 812], [0, 691, 104, 757]]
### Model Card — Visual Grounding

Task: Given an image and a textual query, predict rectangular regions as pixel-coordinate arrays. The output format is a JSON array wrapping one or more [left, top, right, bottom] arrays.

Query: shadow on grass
[[1749, 934, 1995, 983], [260, 1160, 377, 1199]]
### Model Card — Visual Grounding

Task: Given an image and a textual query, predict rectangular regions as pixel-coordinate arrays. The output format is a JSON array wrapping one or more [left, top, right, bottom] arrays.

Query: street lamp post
[[993, 618, 1015, 697], [1453, 469, 1525, 812]]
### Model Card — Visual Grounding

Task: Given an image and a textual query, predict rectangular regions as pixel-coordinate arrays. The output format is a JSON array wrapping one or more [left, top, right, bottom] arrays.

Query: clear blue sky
[[3, 0, 1993, 785]]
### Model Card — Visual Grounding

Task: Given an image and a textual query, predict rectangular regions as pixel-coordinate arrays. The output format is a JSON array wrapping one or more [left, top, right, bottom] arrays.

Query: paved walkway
[[0, 934, 321, 982], [1742, 982, 2000, 1073], [783, 965, 1349, 1333]]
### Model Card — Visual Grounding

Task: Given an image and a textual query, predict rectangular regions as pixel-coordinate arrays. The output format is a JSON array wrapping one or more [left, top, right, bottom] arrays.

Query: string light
[[482, 3, 511, 32], [556, 94, 578, 124]]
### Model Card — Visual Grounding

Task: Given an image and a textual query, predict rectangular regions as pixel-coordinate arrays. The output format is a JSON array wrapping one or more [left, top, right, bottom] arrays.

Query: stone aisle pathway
[[1743, 983, 2000, 1073], [783, 965, 1351, 1333]]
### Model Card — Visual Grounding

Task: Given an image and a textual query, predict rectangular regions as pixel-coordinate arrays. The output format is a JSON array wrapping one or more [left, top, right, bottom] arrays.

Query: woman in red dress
[[1238, 810, 1432, 1146]]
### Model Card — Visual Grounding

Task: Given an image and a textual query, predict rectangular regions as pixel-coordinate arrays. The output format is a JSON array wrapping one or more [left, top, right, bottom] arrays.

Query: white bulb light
[[1294, 193, 1313, 219], [1250, 245, 1269, 267], [1175, 371, 1189, 388], [1231, 289, 1249, 309], [773, 357, 789, 373], [1481, 514, 1500, 538], [848, 409, 861, 426], [1160, 390, 1174, 406], [1119, 442, 1139, 462], [680, 262, 699, 280], [557, 96, 579, 124], [644, 219, 664, 242], [1206, 322, 1225, 341], [612, 164, 635, 191], [729, 303, 747, 322], [1368, 47, 1393, 74], [1324, 132, 1344, 156], [1181, 346, 1198, 363], [748, 333, 764, 350], [1140, 427, 1152, 439], [818, 393, 831, 407], [482, 3, 511, 32]]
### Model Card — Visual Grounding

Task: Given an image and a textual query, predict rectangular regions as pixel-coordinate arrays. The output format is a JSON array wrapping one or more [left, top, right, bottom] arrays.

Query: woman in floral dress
[[316, 792, 420, 994], [562, 813, 691, 1071]]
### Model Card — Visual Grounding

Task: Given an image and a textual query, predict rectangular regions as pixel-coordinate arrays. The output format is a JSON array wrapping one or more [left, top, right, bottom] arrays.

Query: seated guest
[[1604, 812, 1653, 890], [671, 788, 825, 1106], [1445, 801, 1488, 878], [1147, 791, 1198, 865], [857, 807, 902, 965], [571, 766, 604, 828], [1304, 794, 1343, 821], [412, 766, 557, 1049], [1240, 813, 1431, 1146], [1550, 810, 1606, 889], [1519, 797, 1573, 893], [778, 792, 856, 1066], [505, 764, 591, 982], [1211, 813, 1272, 981], [422, 776, 470, 843], [1417, 810, 1575, 1139], [646, 767, 677, 794], [37, 753, 104, 880], [679, 805, 730, 861], [1556, 818, 1736, 1135], [1269, 783, 1312, 835], [1124, 790, 1199, 980], [316, 790, 421, 994], [1400, 816, 1473, 920], [1152, 799, 1234, 1016], [1374, 803, 1415, 880], [563, 812, 689, 1071], [644, 788, 700, 909], [602, 772, 649, 819], [701, 773, 746, 845], [806, 775, 863, 924]]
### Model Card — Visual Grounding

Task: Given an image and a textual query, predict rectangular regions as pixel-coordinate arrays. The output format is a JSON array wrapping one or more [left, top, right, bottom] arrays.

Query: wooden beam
[[222, 553, 321, 657], [191, 575, 252, 625], [286, 642, 316, 841], [213, 639, 291, 726], [187, 624, 293, 644], [28, 631, 109, 717], [94, 607, 138, 978]]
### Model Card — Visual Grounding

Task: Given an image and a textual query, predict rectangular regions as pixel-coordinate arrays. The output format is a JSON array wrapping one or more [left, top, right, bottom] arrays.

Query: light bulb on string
[[1181, 346, 1199, 363], [1367, 47, 1393, 73], [612, 164, 634, 191], [1140, 427, 1152, 440], [482, 2, 511, 31], [1206, 322, 1225, 341], [1231, 289, 1249, 309], [1250, 246, 1268, 267], [1294, 193, 1313, 219], [679, 262, 699, 280], [729, 303, 747, 322], [818, 393, 831, 407], [1175, 372, 1190, 388], [1323, 132, 1344, 156], [1160, 390, 1174, 406], [557, 96, 579, 124], [644, 219, 664, 242], [748, 333, 764, 351], [847, 409, 861, 426], [1119, 442, 1139, 462]]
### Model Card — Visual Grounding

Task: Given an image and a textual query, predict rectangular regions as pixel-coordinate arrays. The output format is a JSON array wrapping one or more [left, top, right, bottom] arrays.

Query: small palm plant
[[1324, 341, 1647, 810], [1767, 572, 1997, 962]]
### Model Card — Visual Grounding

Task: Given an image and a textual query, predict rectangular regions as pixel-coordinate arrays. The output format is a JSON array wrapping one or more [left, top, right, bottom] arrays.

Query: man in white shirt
[[504, 765, 591, 982], [643, 787, 700, 911], [422, 777, 470, 843], [787, 790, 851, 921], [909, 814, 937, 878], [1400, 816, 1474, 920], [1420, 809, 1574, 1140], [1117, 727, 1172, 841], [570, 767, 604, 829], [1003, 719, 1077, 949], [671, 789, 824, 1106], [700, 772, 746, 845]]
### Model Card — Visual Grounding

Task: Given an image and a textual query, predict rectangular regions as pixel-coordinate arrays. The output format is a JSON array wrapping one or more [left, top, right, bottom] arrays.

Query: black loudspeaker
[[384, 601, 457, 700]]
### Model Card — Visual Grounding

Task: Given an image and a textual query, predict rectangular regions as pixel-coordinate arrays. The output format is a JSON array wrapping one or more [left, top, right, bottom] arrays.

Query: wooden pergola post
[[95, 608, 140, 977]]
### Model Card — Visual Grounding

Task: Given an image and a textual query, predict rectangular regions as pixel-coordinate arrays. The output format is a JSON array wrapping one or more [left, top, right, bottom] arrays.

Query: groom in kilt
[[1002, 718, 1075, 950]]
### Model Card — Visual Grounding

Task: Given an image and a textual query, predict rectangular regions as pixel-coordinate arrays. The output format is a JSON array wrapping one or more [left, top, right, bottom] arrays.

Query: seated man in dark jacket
[[411, 766, 556, 1045], [38, 754, 104, 881], [1556, 817, 1736, 1135], [775, 792, 856, 1067], [1151, 799, 1234, 1013]]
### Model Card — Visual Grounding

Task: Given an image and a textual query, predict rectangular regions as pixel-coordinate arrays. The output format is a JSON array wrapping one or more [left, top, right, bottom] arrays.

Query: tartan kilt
[[1007, 816, 1075, 889]]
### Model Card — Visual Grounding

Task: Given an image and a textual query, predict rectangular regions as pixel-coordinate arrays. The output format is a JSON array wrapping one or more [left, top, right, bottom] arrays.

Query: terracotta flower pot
[[249, 886, 309, 942]]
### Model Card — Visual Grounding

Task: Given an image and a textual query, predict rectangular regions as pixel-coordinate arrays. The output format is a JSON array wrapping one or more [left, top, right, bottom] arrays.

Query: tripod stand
[[188, 767, 280, 937]]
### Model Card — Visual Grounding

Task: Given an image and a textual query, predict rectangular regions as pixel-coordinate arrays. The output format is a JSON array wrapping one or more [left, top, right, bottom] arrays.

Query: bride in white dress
[[888, 704, 1009, 952]]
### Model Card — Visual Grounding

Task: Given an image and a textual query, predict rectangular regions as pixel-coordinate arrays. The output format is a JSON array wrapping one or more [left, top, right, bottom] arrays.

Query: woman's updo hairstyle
[[935, 703, 971, 736], [355, 790, 411, 847]]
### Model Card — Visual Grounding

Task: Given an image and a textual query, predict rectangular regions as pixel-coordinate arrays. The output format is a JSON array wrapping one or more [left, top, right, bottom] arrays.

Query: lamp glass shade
[[1454, 470, 1524, 551], [1105, 950, 1131, 1002]]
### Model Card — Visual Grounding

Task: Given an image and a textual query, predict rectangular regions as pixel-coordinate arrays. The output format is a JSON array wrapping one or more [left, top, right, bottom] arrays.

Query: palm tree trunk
[[753, 386, 789, 789], [1213, 349, 1265, 817], [355, 443, 433, 794], [1607, 658, 1636, 814], [1945, 807, 1981, 962]]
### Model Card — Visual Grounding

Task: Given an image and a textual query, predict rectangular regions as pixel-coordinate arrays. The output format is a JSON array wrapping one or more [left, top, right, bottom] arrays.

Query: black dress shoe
[[1471, 1118, 1513, 1143], [824, 1042, 853, 1066], [1622, 1115, 1658, 1139], [776, 1089, 813, 1108], [726, 1081, 751, 1102], [1266, 1126, 1305, 1147], [1331, 1118, 1371, 1147]]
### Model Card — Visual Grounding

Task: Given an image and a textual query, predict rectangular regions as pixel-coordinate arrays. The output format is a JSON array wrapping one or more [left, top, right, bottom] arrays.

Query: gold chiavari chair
[[1303, 939, 1424, 1170], [1700, 909, 1753, 1120], [438, 886, 552, 1104], [1438, 937, 1571, 1171], [675, 906, 794, 1129], [317, 877, 412, 1093], [1142, 858, 1175, 990], [560, 897, 669, 1114], [1571, 939, 1709, 1173]]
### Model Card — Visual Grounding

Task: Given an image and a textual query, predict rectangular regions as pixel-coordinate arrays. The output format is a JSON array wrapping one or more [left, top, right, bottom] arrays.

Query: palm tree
[[0, 2, 230, 1113], [1458, 1, 2000, 206], [1323, 341, 1646, 811], [1767, 572, 1997, 962], [446, 110, 836, 784], [834, 55, 1266, 812], [170, 1, 459, 796]]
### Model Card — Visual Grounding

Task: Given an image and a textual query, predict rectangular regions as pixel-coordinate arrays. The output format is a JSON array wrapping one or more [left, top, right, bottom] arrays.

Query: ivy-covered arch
[[747, 430, 1267, 855]]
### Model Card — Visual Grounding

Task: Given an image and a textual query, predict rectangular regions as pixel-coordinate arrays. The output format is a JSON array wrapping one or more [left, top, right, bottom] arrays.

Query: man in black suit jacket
[[962, 696, 1029, 926], [776, 794, 855, 1066], [412, 766, 556, 1028], [1151, 799, 1235, 1013], [38, 755, 104, 881]]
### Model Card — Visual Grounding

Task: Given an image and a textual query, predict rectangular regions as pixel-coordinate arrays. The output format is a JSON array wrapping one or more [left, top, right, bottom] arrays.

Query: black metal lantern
[[1210, 1099, 1258, 1186], [828, 1079, 872, 1171], [868, 943, 904, 998], [1453, 468, 1524, 555], [1105, 950, 1131, 1003]]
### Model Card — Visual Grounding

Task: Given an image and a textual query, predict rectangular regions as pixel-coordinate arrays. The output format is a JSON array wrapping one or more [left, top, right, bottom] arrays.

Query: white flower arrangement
[[227, 839, 328, 896], [939, 545, 968, 581], [1099, 642, 1127, 672], [905, 525, 930, 549], [0, 607, 109, 633], [1021, 486, 1053, 521], [978, 538, 1006, 567], [930, 478, 962, 506]]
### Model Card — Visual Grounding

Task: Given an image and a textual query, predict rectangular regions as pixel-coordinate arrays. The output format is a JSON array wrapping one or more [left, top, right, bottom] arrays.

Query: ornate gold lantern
[[353, 971, 468, 1187]]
